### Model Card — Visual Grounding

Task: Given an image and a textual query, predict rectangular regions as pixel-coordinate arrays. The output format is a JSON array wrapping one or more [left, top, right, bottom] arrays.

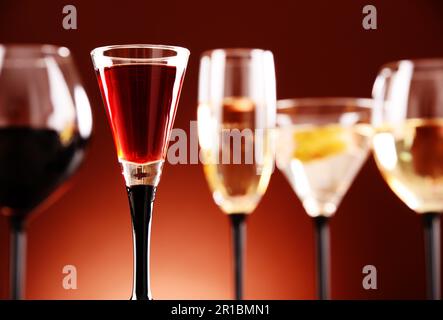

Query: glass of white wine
[[197, 49, 276, 300], [372, 59, 443, 300], [276, 98, 373, 299]]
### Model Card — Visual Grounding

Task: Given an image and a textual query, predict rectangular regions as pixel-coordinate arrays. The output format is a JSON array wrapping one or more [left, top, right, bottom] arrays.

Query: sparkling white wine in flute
[[198, 49, 276, 300], [91, 44, 189, 300], [372, 59, 443, 299]]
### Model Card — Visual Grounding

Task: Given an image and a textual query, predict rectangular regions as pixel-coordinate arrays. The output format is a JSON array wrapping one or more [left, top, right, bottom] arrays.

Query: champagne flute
[[197, 49, 276, 300], [91, 44, 189, 300], [0, 44, 93, 299], [276, 98, 373, 299], [372, 59, 443, 300]]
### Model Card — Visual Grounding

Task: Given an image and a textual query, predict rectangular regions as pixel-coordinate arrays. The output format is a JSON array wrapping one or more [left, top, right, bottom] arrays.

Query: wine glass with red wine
[[91, 44, 189, 300], [0, 44, 93, 299]]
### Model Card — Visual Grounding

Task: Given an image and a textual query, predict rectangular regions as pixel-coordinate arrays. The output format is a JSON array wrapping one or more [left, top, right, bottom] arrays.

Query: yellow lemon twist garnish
[[293, 125, 348, 162]]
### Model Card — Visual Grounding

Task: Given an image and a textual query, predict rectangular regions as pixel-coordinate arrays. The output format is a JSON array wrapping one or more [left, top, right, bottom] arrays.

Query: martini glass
[[372, 59, 443, 300], [197, 49, 276, 300], [276, 98, 373, 299], [0, 44, 93, 299], [91, 44, 189, 300]]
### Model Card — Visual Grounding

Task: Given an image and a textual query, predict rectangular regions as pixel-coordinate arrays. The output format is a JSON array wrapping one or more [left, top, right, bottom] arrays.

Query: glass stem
[[230, 213, 246, 300], [127, 185, 156, 300], [9, 215, 26, 300], [314, 216, 330, 300], [422, 212, 441, 300]]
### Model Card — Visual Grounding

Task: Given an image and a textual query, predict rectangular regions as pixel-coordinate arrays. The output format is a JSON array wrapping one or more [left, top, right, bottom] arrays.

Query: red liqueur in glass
[[91, 44, 189, 300], [97, 64, 179, 164]]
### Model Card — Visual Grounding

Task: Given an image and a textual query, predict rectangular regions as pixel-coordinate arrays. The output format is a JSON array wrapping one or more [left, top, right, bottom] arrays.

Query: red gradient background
[[0, 0, 443, 299]]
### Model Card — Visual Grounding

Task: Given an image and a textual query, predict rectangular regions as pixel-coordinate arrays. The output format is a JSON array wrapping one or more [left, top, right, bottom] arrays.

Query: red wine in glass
[[0, 127, 87, 216]]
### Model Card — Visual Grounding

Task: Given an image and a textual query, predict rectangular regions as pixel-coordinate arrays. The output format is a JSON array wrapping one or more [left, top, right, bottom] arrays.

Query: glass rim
[[201, 48, 271, 58], [90, 44, 190, 62], [380, 57, 443, 71], [277, 97, 374, 110], [0, 43, 71, 58]]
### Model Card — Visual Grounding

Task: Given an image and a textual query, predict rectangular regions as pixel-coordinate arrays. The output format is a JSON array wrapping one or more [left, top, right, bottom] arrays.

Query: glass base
[[120, 159, 164, 187]]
